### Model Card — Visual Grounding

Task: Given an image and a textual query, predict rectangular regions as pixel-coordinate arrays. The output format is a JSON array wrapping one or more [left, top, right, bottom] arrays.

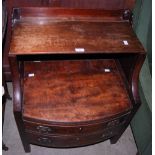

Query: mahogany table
[[9, 7, 145, 152]]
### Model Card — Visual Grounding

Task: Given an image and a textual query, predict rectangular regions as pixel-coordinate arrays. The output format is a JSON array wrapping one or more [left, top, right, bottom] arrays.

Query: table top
[[9, 9, 145, 55], [23, 59, 132, 123]]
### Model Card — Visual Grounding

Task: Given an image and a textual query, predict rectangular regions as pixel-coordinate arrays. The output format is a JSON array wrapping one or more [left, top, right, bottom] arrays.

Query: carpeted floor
[[3, 83, 137, 155]]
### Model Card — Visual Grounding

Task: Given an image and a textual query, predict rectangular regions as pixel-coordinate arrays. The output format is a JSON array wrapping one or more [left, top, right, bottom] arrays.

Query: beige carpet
[[3, 82, 137, 155]]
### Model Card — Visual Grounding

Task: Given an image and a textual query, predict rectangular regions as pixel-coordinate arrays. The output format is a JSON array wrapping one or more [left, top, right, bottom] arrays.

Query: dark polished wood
[[9, 56, 31, 152], [9, 7, 145, 152], [23, 60, 132, 123], [18, 7, 125, 20], [24, 113, 129, 135], [27, 129, 119, 148], [10, 21, 144, 55], [4, 0, 135, 81], [6, 0, 136, 9]]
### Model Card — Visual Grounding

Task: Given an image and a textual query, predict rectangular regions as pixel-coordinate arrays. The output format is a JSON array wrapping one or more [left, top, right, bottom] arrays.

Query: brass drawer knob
[[76, 137, 80, 141], [36, 125, 52, 133], [79, 127, 82, 131], [102, 131, 113, 138], [107, 119, 120, 127], [38, 137, 52, 144]]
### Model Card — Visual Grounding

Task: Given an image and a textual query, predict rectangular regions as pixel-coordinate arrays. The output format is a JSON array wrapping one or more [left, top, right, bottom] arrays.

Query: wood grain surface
[[23, 59, 132, 123], [7, 5, 145, 151], [10, 19, 144, 55], [19, 7, 124, 19], [6, 0, 136, 10], [58, 0, 135, 10]]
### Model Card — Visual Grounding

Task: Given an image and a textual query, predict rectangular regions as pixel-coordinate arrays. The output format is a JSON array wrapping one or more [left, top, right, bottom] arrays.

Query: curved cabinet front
[[27, 129, 117, 148]]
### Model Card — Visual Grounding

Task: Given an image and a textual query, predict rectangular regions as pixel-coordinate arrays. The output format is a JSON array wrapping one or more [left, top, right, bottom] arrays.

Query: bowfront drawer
[[24, 113, 129, 135], [27, 129, 117, 148]]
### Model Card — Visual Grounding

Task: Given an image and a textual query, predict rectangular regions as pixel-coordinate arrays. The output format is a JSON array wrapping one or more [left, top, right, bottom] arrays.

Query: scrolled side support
[[9, 55, 31, 152], [9, 55, 22, 112], [110, 53, 146, 144], [131, 53, 146, 105]]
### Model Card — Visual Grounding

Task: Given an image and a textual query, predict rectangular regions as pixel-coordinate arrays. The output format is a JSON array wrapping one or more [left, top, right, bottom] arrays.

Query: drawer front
[[27, 129, 117, 147], [24, 114, 129, 135]]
